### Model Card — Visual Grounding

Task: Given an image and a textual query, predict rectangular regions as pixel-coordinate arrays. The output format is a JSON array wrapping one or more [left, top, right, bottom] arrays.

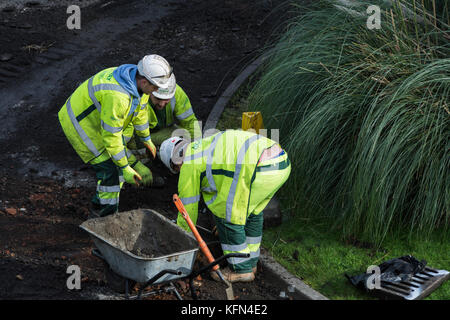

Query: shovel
[[173, 194, 235, 300]]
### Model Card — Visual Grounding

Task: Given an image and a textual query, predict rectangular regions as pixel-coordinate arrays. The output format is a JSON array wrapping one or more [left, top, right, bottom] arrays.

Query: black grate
[[373, 267, 449, 300]]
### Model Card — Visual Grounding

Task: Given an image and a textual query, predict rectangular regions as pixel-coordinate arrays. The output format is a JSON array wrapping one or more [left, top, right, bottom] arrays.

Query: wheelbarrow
[[80, 208, 248, 300]]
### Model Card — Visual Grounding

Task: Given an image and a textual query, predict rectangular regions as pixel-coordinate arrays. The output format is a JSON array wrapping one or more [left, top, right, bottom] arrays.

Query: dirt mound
[[81, 209, 197, 258]]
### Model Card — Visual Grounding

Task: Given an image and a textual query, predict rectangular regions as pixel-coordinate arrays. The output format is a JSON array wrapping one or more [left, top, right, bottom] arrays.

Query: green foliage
[[248, 0, 449, 244]]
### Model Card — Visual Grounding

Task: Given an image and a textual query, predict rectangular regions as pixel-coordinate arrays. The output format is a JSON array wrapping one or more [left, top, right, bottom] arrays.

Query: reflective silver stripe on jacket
[[184, 132, 224, 164], [126, 149, 133, 159], [87, 77, 130, 113], [112, 149, 126, 162], [101, 120, 123, 133], [204, 131, 225, 193], [184, 149, 205, 162], [94, 83, 129, 95], [205, 193, 218, 206], [134, 123, 149, 131], [180, 195, 201, 205], [66, 97, 101, 157], [171, 96, 176, 113], [176, 107, 194, 120], [88, 77, 101, 112], [226, 135, 262, 222]]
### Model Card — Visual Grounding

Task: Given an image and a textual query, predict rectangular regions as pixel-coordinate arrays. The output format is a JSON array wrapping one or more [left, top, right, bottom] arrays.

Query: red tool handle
[[173, 194, 219, 271]]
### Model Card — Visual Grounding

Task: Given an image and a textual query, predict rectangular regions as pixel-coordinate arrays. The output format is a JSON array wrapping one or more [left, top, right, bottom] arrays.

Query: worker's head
[[150, 73, 176, 110], [159, 137, 189, 174], [136, 54, 174, 95], [136, 74, 159, 95]]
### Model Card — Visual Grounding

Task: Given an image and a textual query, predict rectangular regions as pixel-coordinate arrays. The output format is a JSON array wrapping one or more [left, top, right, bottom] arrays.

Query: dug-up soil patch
[[81, 209, 197, 258]]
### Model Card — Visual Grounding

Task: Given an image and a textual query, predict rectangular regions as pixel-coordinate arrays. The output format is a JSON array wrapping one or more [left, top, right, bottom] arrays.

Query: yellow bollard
[[242, 112, 264, 134]]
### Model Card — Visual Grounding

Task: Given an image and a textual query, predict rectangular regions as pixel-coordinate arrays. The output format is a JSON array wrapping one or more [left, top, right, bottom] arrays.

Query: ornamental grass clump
[[248, 0, 449, 244]]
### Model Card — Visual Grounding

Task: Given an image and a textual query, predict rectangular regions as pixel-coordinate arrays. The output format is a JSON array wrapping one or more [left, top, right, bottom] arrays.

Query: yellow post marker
[[242, 112, 264, 134]]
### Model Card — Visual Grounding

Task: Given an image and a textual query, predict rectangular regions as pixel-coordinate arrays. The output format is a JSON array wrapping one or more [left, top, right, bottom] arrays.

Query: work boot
[[210, 267, 255, 283]]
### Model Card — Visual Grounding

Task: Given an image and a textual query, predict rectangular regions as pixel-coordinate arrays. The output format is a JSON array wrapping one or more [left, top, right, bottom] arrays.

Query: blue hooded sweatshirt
[[112, 64, 141, 116]]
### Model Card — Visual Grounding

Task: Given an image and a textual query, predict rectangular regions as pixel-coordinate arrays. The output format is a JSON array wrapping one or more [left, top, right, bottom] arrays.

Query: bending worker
[[159, 129, 291, 283], [123, 73, 201, 162], [58, 54, 174, 218]]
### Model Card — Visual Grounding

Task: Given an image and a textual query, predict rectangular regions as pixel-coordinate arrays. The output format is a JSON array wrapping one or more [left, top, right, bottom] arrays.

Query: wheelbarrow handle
[[173, 194, 219, 272]]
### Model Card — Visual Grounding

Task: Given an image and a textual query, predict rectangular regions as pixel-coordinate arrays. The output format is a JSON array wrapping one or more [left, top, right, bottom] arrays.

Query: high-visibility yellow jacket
[[58, 66, 151, 168], [123, 84, 200, 142], [176, 129, 289, 231]]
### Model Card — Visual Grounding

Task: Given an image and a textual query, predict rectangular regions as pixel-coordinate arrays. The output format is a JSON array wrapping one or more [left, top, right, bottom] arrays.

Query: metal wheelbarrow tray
[[80, 209, 199, 285]]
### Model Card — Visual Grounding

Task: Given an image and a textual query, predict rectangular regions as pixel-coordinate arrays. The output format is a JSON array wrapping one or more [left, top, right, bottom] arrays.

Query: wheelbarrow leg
[[125, 279, 130, 299], [169, 282, 183, 301], [189, 277, 199, 300], [136, 269, 183, 300]]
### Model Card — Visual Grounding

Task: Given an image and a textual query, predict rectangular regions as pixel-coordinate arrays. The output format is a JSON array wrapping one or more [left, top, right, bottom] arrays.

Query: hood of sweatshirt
[[113, 64, 141, 115]]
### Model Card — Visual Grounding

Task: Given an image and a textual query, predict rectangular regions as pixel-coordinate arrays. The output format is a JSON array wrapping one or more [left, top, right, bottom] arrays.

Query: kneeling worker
[[58, 54, 174, 218], [123, 73, 201, 152], [159, 129, 291, 283]]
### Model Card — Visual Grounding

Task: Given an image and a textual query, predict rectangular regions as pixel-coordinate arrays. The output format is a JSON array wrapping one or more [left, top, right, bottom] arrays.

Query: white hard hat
[[152, 73, 176, 100], [137, 54, 173, 89], [159, 137, 189, 174]]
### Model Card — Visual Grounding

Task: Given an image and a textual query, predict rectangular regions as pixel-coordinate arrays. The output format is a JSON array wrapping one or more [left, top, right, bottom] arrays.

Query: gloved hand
[[133, 161, 153, 186], [122, 165, 142, 186], [142, 139, 157, 159]]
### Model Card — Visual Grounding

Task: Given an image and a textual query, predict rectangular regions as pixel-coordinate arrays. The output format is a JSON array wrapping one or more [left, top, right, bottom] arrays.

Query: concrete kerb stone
[[260, 248, 329, 300], [203, 53, 329, 300]]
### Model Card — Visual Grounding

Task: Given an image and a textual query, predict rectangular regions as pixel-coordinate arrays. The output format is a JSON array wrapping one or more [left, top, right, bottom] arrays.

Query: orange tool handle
[[173, 194, 219, 271]]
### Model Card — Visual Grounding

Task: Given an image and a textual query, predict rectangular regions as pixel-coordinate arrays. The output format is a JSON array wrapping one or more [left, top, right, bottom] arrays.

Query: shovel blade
[[225, 285, 235, 300], [216, 270, 234, 300]]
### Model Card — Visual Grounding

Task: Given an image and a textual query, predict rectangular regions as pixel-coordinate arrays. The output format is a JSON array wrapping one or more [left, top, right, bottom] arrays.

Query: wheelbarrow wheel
[[104, 265, 136, 294]]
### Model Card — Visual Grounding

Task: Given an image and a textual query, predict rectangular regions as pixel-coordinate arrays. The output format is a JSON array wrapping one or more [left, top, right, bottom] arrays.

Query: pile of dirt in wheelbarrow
[[82, 209, 197, 258]]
